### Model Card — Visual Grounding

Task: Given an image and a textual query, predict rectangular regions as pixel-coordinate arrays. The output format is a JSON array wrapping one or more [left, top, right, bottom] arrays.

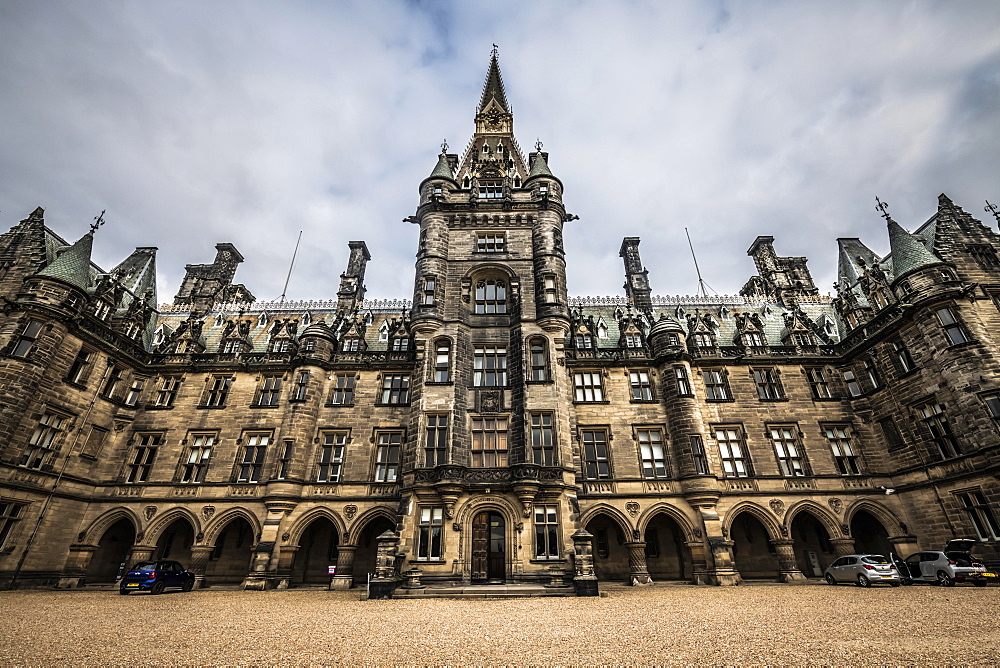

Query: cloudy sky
[[1, 1, 999, 305]]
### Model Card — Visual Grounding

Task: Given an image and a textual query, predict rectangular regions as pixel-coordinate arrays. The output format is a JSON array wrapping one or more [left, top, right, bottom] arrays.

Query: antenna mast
[[279, 230, 303, 303], [685, 227, 716, 298]]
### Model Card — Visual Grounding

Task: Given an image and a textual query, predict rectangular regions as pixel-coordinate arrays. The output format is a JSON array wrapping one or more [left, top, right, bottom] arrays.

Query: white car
[[824, 554, 902, 587], [900, 546, 994, 586]]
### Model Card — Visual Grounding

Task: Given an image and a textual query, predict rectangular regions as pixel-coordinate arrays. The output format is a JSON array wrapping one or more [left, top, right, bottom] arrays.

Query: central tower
[[400, 51, 579, 586]]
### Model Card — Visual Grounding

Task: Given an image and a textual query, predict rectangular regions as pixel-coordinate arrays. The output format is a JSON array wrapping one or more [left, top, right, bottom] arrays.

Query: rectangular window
[[703, 370, 731, 401], [11, 319, 43, 358], [473, 346, 507, 387], [380, 374, 410, 404], [471, 418, 508, 467], [863, 358, 881, 391], [125, 434, 163, 482], [936, 307, 969, 345], [103, 365, 123, 400], [575, 334, 593, 349], [434, 341, 451, 383], [301, 339, 316, 353], [529, 339, 547, 382], [272, 340, 291, 353], [916, 402, 962, 459], [690, 435, 710, 475], [292, 371, 309, 401], [629, 370, 654, 401], [422, 277, 436, 305], [878, 417, 905, 451], [967, 244, 1000, 269], [391, 337, 409, 352], [824, 425, 861, 475], [124, 378, 145, 407], [80, 426, 109, 458], [276, 440, 294, 480], [892, 341, 915, 374], [204, 376, 232, 407], [222, 340, 242, 354], [805, 367, 832, 399], [19, 412, 66, 469], [0, 501, 25, 551], [842, 369, 862, 397], [329, 374, 355, 405], [531, 413, 555, 466], [154, 376, 181, 407], [237, 433, 269, 483], [770, 426, 806, 476], [181, 434, 215, 483], [624, 334, 643, 348], [753, 368, 784, 400], [674, 366, 692, 396], [543, 275, 557, 303], [476, 233, 505, 251], [693, 333, 713, 348], [581, 429, 611, 480], [341, 338, 360, 352], [534, 505, 559, 559], [474, 279, 507, 314], [743, 332, 766, 349], [66, 350, 93, 385], [374, 432, 402, 482], [317, 432, 347, 483], [573, 372, 604, 402], [255, 375, 282, 407], [417, 507, 444, 560], [425, 415, 448, 467], [957, 490, 1000, 541], [792, 332, 816, 347], [638, 428, 668, 479], [715, 427, 752, 478]]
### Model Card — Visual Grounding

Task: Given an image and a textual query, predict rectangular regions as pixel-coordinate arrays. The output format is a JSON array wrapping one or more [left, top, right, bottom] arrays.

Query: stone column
[[274, 545, 298, 589], [244, 501, 294, 590], [571, 529, 599, 596], [624, 541, 652, 585], [888, 534, 919, 560], [126, 545, 155, 568], [771, 539, 806, 582], [57, 544, 97, 588], [368, 530, 400, 600], [188, 546, 215, 590], [685, 540, 710, 585], [330, 544, 358, 590], [830, 538, 856, 558]]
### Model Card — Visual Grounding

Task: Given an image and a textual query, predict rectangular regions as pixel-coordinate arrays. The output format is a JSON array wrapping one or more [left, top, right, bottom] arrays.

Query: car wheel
[[900, 578, 914, 586], [181, 579, 194, 592], [973, 580, 987, 587], [936, 571, 954, 587], [890, 582, 901, 587], [856, 574, 871, 588], [118, 589, 129, 595], [825, 574, 837, 585], [151, 581, 166, 595]]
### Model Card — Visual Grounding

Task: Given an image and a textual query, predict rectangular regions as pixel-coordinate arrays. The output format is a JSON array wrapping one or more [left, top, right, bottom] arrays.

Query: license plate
[[982, 572, 997, 578], [126, 583, 139, 587], [880, 575, 893, 578]]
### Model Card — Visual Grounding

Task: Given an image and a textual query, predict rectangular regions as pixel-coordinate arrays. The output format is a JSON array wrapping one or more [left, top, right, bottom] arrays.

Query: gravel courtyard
[[2, 583, 998, 666]]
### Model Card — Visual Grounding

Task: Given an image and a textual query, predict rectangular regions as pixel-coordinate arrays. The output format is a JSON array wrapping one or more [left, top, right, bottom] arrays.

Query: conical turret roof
[[887, 217, 942, 278], [528, 152, 553, 178], [37, 231, 94, 290], [429, 152, 455, 180]]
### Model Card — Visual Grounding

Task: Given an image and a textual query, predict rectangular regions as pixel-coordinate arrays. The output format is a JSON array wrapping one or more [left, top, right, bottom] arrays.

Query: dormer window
[[391, 337, 410, 352], [94, 301, 111, 321], [792, 332, 815, 347], [693, 333, 713, 348], [575, 334, 593, 349], [478, 181, 503, 199], [477, 233, 505, 253], [624, 334, 643, 348], [378, 322, 390, 342], [743, 332, 766, 348], [222, 340, 241, 354], [342, 337, 360, 352]]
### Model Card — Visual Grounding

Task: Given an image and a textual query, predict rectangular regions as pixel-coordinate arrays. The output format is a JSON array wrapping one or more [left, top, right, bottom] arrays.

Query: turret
[[173, 243, 254, 314], [336, 241, 370, 315], [619, 237, 652, 313]]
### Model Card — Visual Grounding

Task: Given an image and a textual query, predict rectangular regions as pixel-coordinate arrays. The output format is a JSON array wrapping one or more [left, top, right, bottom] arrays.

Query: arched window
[[528, 338, 548, 382], [475, 278, 507, 314], [433, 339, 451, 382]]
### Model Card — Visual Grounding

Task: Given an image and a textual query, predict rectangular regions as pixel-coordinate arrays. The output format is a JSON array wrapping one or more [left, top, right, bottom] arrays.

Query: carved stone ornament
[[281, 532, 290, 542], [768, 499, 785, 515], [344, 504, 358, 521], [202, 505, 216, 520], [693, 529, 703, 539], [721, 527, 729, 540], [840, 523, 850, 536], [196, 532, 204, 542], [143, 505, 157, 520], [625, 501, 640, 517], [135, 532, 144, 542], [452, 523, 462, 532], [479, 389, 502, 414], [515, 522, 524, 533], [828, 498, 844, 514], [780, 524, 789, 538]]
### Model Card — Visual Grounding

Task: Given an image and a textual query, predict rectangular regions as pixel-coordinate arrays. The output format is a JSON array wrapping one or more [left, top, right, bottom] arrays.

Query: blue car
[[119, 560, 195, 595]]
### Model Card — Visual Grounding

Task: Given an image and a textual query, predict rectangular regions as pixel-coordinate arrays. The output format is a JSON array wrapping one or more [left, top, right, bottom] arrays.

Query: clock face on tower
[[485, 111, 502, 128]]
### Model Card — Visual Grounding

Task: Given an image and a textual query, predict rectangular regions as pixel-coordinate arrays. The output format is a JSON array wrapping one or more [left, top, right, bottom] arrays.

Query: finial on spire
[[91, 209, 107, 234], [875, 197, 893, 222], [491, 43, 499, 58], [441, 139, 449, 153], [535, 138, 543, 152], [986, 200, 1000, 225]]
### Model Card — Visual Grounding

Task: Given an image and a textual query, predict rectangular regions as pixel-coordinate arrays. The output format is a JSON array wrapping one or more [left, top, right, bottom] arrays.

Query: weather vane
[[875, 197, 892, 222], [986, 200, 1000, 225], [441, 139, 449, 153], [90, 209, 107, 234], [535, 138, 543, 152]]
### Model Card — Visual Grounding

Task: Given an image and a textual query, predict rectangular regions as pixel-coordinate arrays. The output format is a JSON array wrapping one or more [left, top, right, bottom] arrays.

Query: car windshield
[[861, 555, 889, 564], [131, 562, 159, 571]]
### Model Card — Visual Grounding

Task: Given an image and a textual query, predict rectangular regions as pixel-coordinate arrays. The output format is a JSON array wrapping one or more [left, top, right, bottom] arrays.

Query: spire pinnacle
[[986, 200, 1000, 226], [91, 209, 107, 235], [477, 47, 510, 115]]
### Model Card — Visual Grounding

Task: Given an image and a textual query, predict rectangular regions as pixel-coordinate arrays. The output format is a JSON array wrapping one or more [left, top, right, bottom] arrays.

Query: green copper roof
[[37, 231, 94, 290], [429, 152, 454, 180], [528, 152, 553, 177], [887, 217, 942, 277]]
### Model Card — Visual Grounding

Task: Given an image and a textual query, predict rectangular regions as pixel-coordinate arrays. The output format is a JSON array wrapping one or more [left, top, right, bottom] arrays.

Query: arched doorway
[[791, 511, 833, 577], [644, 513, 692, 581], [292, 518, 338, 586], [730, 512, 777, 579], [851, 509, 893, 557], [154, 518, 194, 567], [85, 518, 135, 583], [204, 517, 254, 585], [352, 517, 395, 587], [472, 511, 506, 583], [585, 514, 630, 583]]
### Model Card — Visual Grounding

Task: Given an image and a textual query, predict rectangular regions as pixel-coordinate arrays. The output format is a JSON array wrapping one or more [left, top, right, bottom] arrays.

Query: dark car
[[119, 560, 195, 595]]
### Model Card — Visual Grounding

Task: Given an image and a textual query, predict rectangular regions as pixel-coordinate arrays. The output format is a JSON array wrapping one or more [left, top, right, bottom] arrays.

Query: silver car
[[824, 554, 902, 587], [899, 549, 992, 586]]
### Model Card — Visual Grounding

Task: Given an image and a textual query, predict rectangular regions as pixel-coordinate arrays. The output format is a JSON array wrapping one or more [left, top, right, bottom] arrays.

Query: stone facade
[[1, 54, 999, 592]]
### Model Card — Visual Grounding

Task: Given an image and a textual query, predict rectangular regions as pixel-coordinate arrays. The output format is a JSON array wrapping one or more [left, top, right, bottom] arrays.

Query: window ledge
[[375, 402, 411, 408], [757, 397, 789, 402], [250, 404, 281, 409], [573, 400, 610, 405], [425, 381, 454, 386], [325, 403, 355, 408], [526, 379, 554, 385], [529, 558, 566, 564], [705, 398, 736, 403], [64, 380, 87, 390], [411, 559, 447, 564], [630, 399, 658, 404], [196, 405, 227, 410], [810, 397, 841, 402]]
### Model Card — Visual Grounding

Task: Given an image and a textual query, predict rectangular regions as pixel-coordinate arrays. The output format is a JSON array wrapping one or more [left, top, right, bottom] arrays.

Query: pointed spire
[[887, 216, 942, 277], [429, 152, 455, 180], [478, 47, 510, 114], [37, 230, 94, 290]]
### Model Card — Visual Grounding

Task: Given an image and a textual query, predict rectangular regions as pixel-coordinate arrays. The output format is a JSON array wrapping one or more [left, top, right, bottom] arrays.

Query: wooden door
[[487, 513, 505, 581], [472, 511, 489, 582]]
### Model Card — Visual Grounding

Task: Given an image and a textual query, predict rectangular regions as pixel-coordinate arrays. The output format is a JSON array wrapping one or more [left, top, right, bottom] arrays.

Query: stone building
[[1, 54, 999, 592]]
